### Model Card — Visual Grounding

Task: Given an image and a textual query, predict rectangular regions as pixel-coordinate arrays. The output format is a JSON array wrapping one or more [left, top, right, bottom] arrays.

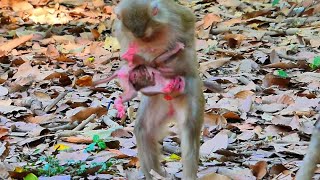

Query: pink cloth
[[121, 43, 138, 66], [114, 97, 125, 118]]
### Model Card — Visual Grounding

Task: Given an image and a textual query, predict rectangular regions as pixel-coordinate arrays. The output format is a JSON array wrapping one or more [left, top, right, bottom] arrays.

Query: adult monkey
[[113, 0, 204, 179]]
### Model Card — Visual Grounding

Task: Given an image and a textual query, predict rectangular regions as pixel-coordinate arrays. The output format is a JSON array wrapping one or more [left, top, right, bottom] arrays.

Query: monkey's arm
[[153, 42, 184, 65], [295, 119, 320, 180], [93, 73, 118, 86]]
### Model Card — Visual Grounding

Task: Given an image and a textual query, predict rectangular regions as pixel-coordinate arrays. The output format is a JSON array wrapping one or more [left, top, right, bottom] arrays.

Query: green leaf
[[272, 0, 280, 6], [97, 141, 107, 149], [277, 70, 288, 78], [93, 135, 100, 143], [24, 173, 38, 180], [310, 56, 320, 69], [86, 143, 96, 152]]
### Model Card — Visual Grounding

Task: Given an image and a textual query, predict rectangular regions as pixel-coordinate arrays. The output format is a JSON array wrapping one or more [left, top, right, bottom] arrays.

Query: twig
[[48, 121, 77, 131], [44, 91, 68, 112], [56, 130, 81, 138], [72, 114, 96, 131], [259, 48, 307, 61]]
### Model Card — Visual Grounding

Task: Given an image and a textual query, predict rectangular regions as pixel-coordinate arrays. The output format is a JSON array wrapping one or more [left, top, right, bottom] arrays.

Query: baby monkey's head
[[115, 0, 166, 42]]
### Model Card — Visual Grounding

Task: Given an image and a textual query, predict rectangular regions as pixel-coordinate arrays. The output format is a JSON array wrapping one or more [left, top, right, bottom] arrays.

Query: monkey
[[113, 0, 204, 179], [93, 42, 186, 118], [295, 118, 320, 180]]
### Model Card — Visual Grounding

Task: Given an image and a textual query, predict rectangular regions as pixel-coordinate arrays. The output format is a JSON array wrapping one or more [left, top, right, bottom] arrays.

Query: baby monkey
[[113, 0, 204, 179], [93, 42, 185, 118]]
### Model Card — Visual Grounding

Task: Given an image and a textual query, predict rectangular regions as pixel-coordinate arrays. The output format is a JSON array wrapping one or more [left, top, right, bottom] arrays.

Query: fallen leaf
[[200, 58, 231, 72], [200, 172, 231, 180], [70, 107, 107, 123], [0, 34, 33, 53], [250, 161, 267, 179], [200, 130, 228, 156], [203, 13, 222, 29]]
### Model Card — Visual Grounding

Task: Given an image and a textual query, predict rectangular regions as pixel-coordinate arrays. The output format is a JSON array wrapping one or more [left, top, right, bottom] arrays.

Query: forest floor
[[0, 0, 320, 179]]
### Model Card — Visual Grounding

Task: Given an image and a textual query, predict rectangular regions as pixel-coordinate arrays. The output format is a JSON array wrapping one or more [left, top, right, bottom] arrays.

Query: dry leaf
[[200, 58, 231, 72], [0, 34, 33, 53], [70, 107, 107, 123], [203, 13, 222, 29], [200, 172, 231, 180], [76, 75, 93, 87], [200, 130, 228, 156], [235, 90, 254, 99], [250, 161, 267, 179], [262, 74, 290, 88]]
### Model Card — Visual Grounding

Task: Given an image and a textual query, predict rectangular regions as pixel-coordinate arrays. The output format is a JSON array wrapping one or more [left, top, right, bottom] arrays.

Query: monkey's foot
[[114, 98, 125, 118]]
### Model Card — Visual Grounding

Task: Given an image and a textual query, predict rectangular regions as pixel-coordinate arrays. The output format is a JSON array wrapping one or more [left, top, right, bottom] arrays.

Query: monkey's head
[[115, 0, 167, 42]]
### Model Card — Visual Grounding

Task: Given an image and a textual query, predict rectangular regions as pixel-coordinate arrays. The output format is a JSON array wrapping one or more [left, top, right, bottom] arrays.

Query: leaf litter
[[0, 0, 320, 179]]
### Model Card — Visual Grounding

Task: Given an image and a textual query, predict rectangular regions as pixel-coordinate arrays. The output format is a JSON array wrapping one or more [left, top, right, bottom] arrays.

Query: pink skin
[[94, 42, 185, 118]]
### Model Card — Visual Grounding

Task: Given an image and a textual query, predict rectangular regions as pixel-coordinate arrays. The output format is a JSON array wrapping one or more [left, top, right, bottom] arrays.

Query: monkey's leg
[[296, 119, 320, 180], [134, 95, 170, 180], [175, 78, 204, 180]]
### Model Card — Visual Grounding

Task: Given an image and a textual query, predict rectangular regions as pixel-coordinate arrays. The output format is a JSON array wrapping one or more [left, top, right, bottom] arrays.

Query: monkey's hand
[[91, 72, 118, 87], [152, 42, 184, 66]]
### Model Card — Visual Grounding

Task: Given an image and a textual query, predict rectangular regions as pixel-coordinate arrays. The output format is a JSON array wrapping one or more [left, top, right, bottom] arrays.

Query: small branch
[[56, 130, 81, 138], [44, 91, 68, 112], [72, 114, 96, 131], [259, 48, 307, 61], [48, 121, 77, 131]]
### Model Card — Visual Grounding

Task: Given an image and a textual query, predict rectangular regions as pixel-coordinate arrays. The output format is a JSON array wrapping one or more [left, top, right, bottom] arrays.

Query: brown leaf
[[76, 75, 93, 87], [224, 33, 246, 48], [221, 18, 242, 26], [270, 164, 288, 176], [242, 9, 272, 19], [61, 136, 92, 143], [203, 13, 222, 29], [0, 127, 9, 139], [0, 141, 10, 161], [70, 107, 107, 123], [204, 113, 227, 127], [0, 34, 33, 53], [125, 157, 139, 168], [199, 58, 231, 72], [91, 29, 100, 39], [222, 111, 241, 120], [56, 55, 76, 63], [234, 90, 255, 99], [200, 172, 231, 180], [46, 44, 60, 59], [264, 62, 297, 69], [250, 161, 267, 179], [262, 74, 290, 88]]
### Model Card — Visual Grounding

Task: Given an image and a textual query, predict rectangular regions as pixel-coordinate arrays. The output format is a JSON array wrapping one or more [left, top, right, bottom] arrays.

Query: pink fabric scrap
[[114, 97, 125, 118], [121, 43, 139, 66]]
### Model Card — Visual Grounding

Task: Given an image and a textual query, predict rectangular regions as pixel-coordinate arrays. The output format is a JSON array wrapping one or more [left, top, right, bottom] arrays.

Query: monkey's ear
[[150, 2, 159, 16]]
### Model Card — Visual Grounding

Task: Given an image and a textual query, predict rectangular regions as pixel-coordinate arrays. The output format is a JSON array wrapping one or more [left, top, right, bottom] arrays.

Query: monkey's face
[[117, 2, 164, 42]]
